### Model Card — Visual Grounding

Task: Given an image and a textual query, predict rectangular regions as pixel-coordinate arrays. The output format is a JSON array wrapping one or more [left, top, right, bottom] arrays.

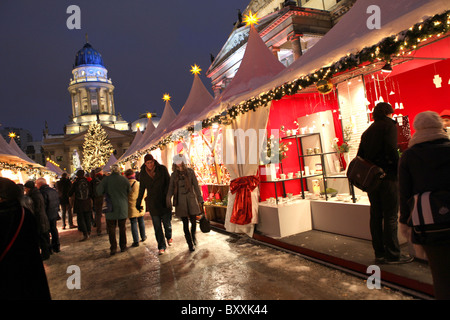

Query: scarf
[[145, 165, 156, 179], [408, 128, 449, 148]]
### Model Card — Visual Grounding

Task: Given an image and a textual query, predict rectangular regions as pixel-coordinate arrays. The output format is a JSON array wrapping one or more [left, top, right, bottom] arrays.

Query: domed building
[[65, 39, 129, 134], [42, 38, 134, 174]]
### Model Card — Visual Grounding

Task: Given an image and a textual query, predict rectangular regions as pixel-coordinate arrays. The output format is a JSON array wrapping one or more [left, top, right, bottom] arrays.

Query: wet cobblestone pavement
[[44, 215, 415, 301]]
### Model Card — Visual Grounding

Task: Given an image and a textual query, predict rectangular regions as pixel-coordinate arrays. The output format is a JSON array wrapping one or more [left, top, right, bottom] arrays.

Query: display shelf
[[261, 132, 356, 203]]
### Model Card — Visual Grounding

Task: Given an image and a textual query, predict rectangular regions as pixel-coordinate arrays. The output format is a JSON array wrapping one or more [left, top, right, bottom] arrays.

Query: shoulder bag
[[346, 156, 386, 192], [409, 190, 450, 235]]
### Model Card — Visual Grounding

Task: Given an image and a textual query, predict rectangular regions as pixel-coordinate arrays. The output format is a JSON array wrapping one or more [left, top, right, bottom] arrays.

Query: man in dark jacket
[[36, 178, 61, 253], [357, 102, 412, 264], [56, 172, 75, 229], [90, 168, 104, 235], [69, 170, 92, 241], [24, 180, 51, 260], [136, 154, 172, 254]]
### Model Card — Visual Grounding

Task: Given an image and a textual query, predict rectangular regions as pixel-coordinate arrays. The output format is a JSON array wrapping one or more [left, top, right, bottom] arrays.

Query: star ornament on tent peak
[[243, 11, 259, 27], [162, 93, 171, 101], [190, 64, 202, 75]]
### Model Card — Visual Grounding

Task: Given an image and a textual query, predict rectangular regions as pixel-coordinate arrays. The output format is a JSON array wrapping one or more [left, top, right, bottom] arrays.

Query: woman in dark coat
[[0, 177, 51, 300], [167, 154, 204, 252], [136, 154, 172, 255], [398, 111, 450, 300]]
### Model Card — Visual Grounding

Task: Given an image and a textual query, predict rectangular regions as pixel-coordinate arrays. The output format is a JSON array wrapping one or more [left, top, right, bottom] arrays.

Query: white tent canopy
[[0, 134, 30, 165], [102, 154, 118, 172], [229, 0, 449, 105], [142, 73, 213, 151], [197, 24, 286, 123], [137, 99, 178, 153], [116, 127, 143, 163], [9, 138, 39, 166], [45, 161, 64, 176]]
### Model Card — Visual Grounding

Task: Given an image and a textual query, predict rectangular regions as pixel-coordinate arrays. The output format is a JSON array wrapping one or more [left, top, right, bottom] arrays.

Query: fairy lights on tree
[[82, 123, 114, 172]]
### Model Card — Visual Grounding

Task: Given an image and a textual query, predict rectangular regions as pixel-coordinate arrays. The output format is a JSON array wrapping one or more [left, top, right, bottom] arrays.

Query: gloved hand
[[136, 204, 143, 212]]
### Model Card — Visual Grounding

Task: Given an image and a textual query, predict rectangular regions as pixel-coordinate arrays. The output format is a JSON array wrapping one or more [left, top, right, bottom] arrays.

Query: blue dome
[[73, 43, 105, 68]]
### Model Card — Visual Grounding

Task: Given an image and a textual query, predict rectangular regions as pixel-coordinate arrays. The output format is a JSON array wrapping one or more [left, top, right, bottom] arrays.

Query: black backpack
[[76, 178, 90, 201]]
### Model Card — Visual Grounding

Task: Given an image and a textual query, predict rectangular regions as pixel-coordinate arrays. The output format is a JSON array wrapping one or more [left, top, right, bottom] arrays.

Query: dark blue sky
[[0, 0, 248, 139]]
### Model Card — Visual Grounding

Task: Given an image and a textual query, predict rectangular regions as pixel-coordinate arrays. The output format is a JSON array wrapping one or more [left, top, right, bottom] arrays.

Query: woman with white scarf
[[398, 111, 450, 300]]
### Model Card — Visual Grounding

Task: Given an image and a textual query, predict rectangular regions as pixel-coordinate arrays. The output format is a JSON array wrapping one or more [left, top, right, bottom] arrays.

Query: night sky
[[0, 0, 249, 139]]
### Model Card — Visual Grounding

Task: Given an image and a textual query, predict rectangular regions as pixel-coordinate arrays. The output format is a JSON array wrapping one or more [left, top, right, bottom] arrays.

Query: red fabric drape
[[230, 176, 260, 225]]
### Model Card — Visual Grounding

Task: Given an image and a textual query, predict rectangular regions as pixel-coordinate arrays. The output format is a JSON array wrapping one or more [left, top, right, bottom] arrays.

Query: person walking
[[167, 154, 204, 252], [97, 164, 130, 255], [357, 102, 413, 264], [35, 178, 61, 254], [136, 154, 172, 255], [125, 169, 146, 247], [398, 111, 450, 300], [24, 180, 51, 260], [0, 177, 51, 300], [56, 172, 75, 229], [90, 168, 104, 235], [69, 170, 92, 241]]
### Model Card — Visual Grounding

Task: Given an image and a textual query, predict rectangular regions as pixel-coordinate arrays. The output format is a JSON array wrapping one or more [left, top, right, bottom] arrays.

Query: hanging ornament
[[316, 79, 333, 94]]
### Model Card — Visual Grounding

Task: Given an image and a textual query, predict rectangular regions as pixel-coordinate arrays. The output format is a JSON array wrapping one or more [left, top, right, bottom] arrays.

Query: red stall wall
[[259, 92, 341, 201]]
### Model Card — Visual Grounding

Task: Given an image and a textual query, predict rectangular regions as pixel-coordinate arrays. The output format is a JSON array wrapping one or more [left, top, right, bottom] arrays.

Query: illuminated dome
[[73, 42, 105, 68]]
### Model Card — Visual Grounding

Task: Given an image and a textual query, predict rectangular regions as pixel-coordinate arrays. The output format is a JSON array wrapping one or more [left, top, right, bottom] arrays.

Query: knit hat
[[144, 154, 154, 163], [408, 111, 448, 147], [372, 102, 394, 121], [173, 154, 187, 165], [439, 109, 450, 119]]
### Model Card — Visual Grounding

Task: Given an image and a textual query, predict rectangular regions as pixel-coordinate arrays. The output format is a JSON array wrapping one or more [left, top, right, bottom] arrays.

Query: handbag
[[409, 190, 450, 234], [199, 213, 211, 233], [346, 156, 386, 192]]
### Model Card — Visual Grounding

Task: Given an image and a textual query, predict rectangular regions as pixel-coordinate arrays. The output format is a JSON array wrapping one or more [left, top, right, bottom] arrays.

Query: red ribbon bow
[[230, 175, 259, 225]]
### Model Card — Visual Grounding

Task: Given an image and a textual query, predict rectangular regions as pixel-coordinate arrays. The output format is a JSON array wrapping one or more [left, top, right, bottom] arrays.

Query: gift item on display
[[312, 179, 321, 195], [304, 166, 310, 176], [279, 173, 286, 179], [314, 147, 321, 154], [306, 148, 314, 155], [295, 172, 301, 178], [287, 172, 293, 179]]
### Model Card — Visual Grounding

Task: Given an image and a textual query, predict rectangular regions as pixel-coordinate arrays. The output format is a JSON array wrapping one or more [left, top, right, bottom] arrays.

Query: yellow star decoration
[[162, 93, 171, 102], [190, 64, 201, 75], [243, 11, 259, 26], [8, 132, 16, 138]]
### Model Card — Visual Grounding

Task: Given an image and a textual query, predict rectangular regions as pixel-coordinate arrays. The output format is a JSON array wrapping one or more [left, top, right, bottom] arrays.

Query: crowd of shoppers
[[1, 105, 449, 299]]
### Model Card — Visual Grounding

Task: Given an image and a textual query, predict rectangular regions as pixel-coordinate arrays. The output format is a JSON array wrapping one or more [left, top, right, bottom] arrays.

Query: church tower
[[66, 36, 128, 134]]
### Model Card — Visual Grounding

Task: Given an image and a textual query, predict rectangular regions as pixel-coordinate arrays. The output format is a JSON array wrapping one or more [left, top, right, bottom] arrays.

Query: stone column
[[271, 46, 280, 59], [86, 88, 92, 114], [290, 35, 303, 61]]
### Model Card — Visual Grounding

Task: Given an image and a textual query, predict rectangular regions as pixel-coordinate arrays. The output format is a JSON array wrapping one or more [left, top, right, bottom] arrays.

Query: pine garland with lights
[[82, 123, 114, 172]]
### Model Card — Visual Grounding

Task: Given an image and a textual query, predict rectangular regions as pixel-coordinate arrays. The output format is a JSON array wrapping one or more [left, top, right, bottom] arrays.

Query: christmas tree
[[82, 123, 114, 172]]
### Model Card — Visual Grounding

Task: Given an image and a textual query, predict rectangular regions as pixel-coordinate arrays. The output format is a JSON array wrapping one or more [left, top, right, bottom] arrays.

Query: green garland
[[118, 10, 450, 165]]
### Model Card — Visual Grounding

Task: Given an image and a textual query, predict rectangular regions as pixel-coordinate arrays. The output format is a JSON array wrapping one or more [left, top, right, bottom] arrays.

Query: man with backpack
[[36, 178, 61, 253], [69, 170, 92, 241], [90, 168, 104, 235]]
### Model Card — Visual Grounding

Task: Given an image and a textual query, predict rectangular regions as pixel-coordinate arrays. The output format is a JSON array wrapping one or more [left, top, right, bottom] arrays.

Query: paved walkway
[[43, 214, 415, 301]]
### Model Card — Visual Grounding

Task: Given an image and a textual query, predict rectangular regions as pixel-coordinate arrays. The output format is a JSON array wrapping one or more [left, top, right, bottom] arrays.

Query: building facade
[[206, 0, 356, 96]]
